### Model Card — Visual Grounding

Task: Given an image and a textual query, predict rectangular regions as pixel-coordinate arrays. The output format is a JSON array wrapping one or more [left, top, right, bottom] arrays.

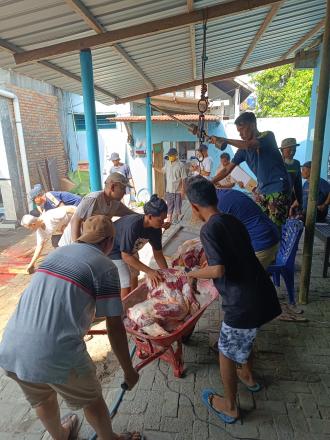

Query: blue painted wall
[[305, 47, 330, 180], [131, 120, 230, 176]]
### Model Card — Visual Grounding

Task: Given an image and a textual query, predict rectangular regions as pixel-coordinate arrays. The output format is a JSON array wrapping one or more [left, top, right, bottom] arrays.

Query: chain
[[196, 17, 208, 163]]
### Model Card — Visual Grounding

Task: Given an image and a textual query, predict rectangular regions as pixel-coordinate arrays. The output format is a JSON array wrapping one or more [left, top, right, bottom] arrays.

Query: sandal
[[61, 413, 79, 440], [201, 389, 239, 424], [238, 378, 262, 392]]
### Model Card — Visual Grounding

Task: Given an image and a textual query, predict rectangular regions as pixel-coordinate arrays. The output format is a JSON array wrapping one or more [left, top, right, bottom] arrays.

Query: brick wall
[[5, 84, 68, 188]]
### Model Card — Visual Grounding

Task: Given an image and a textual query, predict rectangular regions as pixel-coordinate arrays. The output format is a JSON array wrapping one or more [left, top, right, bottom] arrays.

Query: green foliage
[[250, 65, 313, 117], [68, 170, 90, 196]]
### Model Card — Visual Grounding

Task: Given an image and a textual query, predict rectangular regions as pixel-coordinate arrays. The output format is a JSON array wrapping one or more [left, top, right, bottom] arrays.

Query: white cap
[[21, 214, 38, 227]]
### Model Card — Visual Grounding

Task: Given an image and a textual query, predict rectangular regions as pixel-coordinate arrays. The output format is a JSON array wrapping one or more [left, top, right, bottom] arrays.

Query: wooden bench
[[315, 223, 330, 278]]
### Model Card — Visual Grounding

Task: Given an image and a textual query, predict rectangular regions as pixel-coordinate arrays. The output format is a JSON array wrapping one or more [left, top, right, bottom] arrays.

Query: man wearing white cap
[[70, 172, 134, 242], [109, 152, 135, 206], [21, 205, 76, 273], [279, 138, 303, 217]]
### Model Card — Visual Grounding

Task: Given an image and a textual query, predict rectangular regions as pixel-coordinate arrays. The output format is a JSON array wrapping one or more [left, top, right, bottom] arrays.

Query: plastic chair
[[267, 219, 304, 305]]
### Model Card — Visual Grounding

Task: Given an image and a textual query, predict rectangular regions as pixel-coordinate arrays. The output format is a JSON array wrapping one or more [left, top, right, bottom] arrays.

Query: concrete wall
[[305, 48, 330, 181]]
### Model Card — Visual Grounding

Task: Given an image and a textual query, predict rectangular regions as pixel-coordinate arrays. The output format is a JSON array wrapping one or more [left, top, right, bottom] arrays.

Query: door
[[153, 143, 165, 197]]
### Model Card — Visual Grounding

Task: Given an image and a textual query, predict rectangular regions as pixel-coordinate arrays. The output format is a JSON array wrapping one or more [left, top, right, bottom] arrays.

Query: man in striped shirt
[[0, 215, 142, 440]]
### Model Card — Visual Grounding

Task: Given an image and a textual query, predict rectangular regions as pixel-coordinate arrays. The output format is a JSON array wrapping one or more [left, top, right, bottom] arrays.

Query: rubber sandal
[[238, 378, 262, 392], [201, 389, 238, 424], [61, 413, 79, 440]]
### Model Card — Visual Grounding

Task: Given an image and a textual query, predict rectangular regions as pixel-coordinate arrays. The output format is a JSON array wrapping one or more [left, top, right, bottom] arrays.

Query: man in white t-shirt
[[196, 145, 213, 180], [21, 206, 75, 274]]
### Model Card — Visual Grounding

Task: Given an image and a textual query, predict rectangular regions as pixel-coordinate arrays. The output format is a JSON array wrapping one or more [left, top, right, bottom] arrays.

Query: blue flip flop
[[201, 389, 238, 424], [238, 379, 262, 393]]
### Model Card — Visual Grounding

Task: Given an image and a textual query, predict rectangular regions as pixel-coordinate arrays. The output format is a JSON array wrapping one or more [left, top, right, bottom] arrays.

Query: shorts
[[218, 322, 257, 364], [255, 242, 279, 269], [112, 259, 131, 288], [165, 192, 182, 215], [6, 367, 102, 410], [254, 191, 290, 227]]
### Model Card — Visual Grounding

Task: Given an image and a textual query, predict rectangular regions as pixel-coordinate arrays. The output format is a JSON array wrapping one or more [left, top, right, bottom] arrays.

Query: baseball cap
[[280, 138, 300, 149], [77, 215, 115, 244], [167, 148, 178, 156], [29, 184, 44, 200], [105, 172, 133, 188], [110, 152, 120, 161], [301, 161, 311, 168]]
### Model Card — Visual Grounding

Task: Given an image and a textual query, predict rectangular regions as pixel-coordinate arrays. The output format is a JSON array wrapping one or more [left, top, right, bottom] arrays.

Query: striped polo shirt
[[0, 243, 122, 384]]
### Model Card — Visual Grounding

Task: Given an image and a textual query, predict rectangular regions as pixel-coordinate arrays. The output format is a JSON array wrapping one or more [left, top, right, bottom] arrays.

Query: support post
[[299, 0, 330, 304], [79, 49, 102, 191], [145, 96, 153, 195]]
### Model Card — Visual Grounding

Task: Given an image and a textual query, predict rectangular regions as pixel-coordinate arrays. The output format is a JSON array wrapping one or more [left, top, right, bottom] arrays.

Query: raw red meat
[[126, 269, 200, 336], [171, 238, 205, 269]]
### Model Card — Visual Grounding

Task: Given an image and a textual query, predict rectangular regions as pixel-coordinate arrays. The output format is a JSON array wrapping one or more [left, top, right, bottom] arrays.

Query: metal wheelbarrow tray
[[121, 279, 219, 377]]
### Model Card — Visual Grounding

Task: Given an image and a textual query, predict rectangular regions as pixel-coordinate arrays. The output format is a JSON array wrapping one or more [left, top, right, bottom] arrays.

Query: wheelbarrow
[[88, 279, 218, 378]]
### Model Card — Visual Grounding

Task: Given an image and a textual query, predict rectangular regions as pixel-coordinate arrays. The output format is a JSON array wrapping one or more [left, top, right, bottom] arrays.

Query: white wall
[[223, 116, 309, 167]]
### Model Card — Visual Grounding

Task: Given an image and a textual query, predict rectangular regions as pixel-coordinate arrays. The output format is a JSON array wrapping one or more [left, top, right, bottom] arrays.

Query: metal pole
[[80, 49, 102, 191], [299, 0, 330, 304], [145, 96, 153, 195]]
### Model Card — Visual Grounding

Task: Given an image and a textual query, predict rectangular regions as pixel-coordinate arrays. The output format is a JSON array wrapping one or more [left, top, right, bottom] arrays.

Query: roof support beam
[[0, 38, 118, 100], [187, 1, 197, 80], [281, 19, 325, 59], [115, 57, 294, 104], [14, 0, 282, 65], [65, 0, 155, 89], [238, 2, 283, 69], [65, 0, 106, 33]]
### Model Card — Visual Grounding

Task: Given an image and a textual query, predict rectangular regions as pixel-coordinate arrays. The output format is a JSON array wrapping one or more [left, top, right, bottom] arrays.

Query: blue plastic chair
[[267, 219, 304, 305]]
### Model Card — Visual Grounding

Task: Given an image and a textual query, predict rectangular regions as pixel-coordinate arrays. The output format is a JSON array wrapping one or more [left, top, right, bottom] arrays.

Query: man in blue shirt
[[29, 183, 81, 214], [301, 161, 330, 223], [210, 112, 290, 227], [216, 189, 280, 269]]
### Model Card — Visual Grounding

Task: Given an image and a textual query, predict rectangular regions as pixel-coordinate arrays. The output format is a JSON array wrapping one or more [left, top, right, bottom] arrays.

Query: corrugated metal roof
[[0, 0, 326, 105], [108, 114, 222, 122]]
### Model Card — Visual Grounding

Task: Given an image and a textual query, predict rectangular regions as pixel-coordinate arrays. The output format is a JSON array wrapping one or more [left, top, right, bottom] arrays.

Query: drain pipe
[[0, 89, 32, 210]]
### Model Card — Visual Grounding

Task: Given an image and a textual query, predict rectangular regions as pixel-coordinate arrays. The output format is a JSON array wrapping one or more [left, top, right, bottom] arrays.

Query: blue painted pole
[[79, 49, 102, 191], [145, 96, 153, 195]]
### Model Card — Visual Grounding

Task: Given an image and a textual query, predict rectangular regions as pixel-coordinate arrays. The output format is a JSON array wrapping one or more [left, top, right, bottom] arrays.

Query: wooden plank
[[115, 57, 294, 104], [0, 37, 118, 100], [37, 162, 49, 191], [45, 157, 60, 191], [281, 19, 325, 59], [14, 0, 281, 64], [153, 143, 165, 198], [238, 2, 283, 68], [64, 0, 106, 33]]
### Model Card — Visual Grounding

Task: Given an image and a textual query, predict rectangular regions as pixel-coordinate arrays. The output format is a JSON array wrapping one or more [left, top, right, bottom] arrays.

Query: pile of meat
[[171, 238, 205, 269], [125, 268, 200, 337]]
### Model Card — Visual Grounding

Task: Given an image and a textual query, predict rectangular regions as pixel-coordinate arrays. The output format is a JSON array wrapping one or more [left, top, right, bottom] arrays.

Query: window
[[73, 114, 116, 131]]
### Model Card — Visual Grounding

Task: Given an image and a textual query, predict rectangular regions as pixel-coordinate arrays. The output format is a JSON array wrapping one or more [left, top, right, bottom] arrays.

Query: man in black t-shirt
[[185, 176, 281, 424], [109, 195, 168, 299]]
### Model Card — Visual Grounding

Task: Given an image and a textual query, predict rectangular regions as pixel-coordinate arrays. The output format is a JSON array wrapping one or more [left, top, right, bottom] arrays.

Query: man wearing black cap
[[153, 148, 186, 223], [301, 161, 330, 223]]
